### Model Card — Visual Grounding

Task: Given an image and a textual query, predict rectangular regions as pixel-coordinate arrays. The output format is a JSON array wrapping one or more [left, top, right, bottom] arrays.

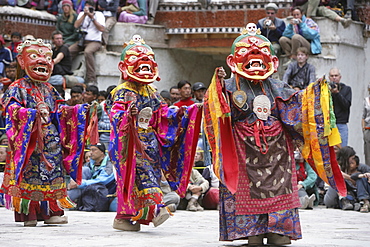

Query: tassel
[[5, 194, 12, 210], [131, 206, 149, 222], [20, 198, 30, 215], [13, 196, 21, 213], [57, 197, 76, 209]]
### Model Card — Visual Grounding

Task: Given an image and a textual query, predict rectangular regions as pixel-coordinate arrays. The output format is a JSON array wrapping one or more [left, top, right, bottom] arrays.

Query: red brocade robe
[[0, 77, 88, 216], [203, 71, 345, 241]]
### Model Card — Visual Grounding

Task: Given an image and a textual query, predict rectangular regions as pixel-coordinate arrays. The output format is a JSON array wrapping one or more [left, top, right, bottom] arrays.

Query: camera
[[88, 6, 94, 13], [265, 19, 272, 27], [329, 82, 337, 89], [292, 18, 300, 24], [77, 28, 88, 47]]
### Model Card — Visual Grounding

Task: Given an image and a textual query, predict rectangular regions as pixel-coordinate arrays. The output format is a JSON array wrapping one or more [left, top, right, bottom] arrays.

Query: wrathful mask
[[227, 24, 279, 82], [118, 35, 160, 84]]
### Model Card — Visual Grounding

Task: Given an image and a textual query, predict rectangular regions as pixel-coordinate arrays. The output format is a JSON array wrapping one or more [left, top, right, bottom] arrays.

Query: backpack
[[79, 183, 110, 212]]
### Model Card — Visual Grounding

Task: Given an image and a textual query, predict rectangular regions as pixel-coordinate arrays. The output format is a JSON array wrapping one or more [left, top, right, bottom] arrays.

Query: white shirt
[[77, 11, 106, 42]]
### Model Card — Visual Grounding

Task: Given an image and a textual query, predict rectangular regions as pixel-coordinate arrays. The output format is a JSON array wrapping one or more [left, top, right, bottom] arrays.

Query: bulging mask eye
[[128, 56, 137, 62]]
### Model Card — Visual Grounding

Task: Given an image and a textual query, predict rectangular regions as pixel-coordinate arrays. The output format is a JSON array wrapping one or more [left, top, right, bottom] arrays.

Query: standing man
[[192, 82, 207, 103], [173, 80, 195, 107], [329, 67, 352, 147], [282, 47, 316, 90], [97, 0, 120, 49], [69, 0, 105, 86], [256, 3, 286, 56], [0, 39, 88, 227]]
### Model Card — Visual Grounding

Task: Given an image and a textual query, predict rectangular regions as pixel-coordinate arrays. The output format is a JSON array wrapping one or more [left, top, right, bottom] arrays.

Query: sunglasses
[[266, 12, 275, 15]]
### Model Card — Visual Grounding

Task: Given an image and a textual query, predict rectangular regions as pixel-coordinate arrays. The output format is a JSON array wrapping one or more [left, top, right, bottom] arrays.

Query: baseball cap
[[160, 90, 171, 100], [91, 143, 106, 154], [192, 82, 207, 91]]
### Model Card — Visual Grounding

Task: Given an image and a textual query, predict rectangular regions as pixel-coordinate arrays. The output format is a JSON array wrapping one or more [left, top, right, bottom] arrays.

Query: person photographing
[[69, 0, 105, 86]]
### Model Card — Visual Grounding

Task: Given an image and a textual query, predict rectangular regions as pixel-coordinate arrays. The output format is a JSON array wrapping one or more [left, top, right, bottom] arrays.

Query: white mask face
[[253, 95, 271, 121], [137, 107, 152, 129]]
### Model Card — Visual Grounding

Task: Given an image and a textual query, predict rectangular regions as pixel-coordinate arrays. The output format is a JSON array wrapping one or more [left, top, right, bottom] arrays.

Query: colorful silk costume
[[203, 25, 346, 242], [107, 35, 202, 226], [0, 39, 88, 223]]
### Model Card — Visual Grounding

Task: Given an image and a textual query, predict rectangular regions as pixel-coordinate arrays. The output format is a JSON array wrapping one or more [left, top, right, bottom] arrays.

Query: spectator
[[194, 148, 220, 210], [294, 149, 318, 209], [68, 143, 115, 210], [279, 7, 321, 67], [84, 85, 101, 106], [147, 0, 159, 24], [343, 0, 356, 20], [56, 0, 79, 46], [324, 146, 358, 210], [67, 85, 84, 106], [160, 170, 180, 212], [69, 0, 105, 86], [119, 0, 140, 13], [49, 30, 84, 96], [0, 133, 8, 146], [117, 0, 148, 24], [84, 150, 92, 165], [282, 46, 316, 90], [0, 36, 13, 78], [0, 64, 17, 93], [329, 67, 351, 147], [98, 90, 108, 104], [183, 166, 209, 211], [362, 84, 370, 166], [0, 146, 6, 163], [169, 86, 180, 105], [350, 155, 370, 213], [97, 97, 110, 147], [7, 32, 22, 62], [294, 0, 351, 27], [97, 0, 119, 48], [256, 3, 286, 56], [192, 82, 207, 103], [173, 80, 195, 107], [160, 90, 172, 105]]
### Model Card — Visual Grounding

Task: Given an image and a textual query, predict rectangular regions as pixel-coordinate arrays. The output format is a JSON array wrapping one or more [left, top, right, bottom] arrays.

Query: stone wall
[[0, 6, 56, 42]]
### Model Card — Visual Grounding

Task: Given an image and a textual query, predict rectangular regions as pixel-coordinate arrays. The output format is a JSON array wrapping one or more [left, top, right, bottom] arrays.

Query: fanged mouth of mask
[[33, 66, 49, 74], [246, 59, 266, 69], [135, 64, 152, 73]]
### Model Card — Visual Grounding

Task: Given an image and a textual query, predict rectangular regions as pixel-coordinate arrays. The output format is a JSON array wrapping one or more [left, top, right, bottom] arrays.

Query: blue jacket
[[282, 15, 322, 54], [79, 155, 115, 189]]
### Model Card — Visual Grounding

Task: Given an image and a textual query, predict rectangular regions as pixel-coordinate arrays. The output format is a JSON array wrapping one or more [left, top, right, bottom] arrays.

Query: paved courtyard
[[0, 206, 369, 247]]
